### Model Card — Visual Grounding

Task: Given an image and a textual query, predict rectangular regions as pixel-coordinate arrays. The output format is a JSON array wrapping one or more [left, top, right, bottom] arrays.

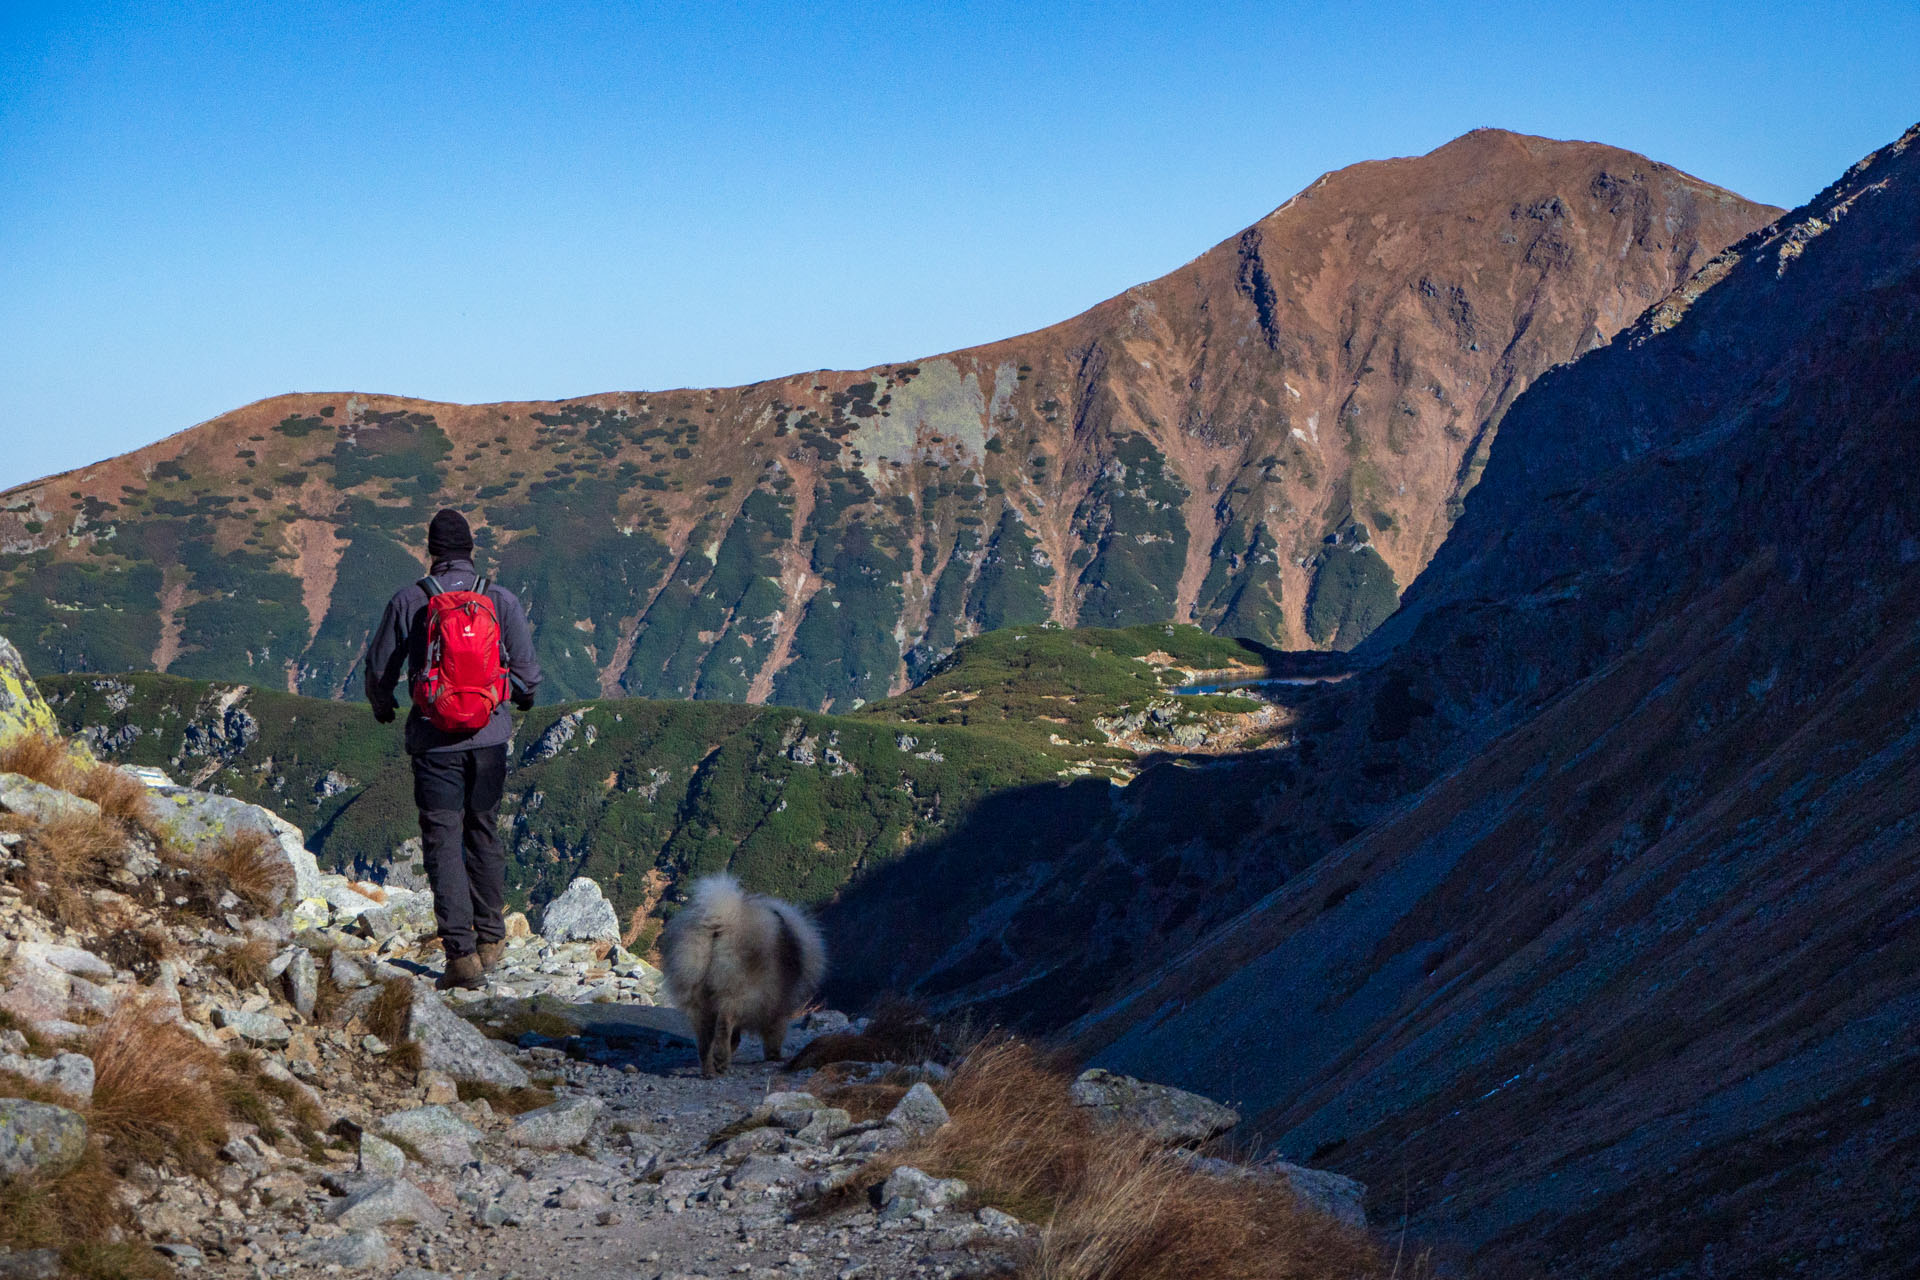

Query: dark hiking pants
[[411, 745, 507, 960]]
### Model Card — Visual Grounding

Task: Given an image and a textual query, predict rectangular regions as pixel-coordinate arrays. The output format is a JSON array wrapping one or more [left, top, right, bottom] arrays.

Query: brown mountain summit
[[0, 129, 1776, 707]]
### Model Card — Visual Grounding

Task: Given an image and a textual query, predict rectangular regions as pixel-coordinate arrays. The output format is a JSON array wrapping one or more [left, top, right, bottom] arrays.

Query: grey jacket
[[363, 558, 543, 755]]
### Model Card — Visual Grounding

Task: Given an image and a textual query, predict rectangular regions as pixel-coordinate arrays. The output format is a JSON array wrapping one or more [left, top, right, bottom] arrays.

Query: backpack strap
[[474, 577, 491, 596], [419, 576, 444, 598]]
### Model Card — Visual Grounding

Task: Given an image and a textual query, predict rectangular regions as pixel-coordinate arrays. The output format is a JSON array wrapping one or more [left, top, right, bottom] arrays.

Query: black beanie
[[427, 509, 473, 560]]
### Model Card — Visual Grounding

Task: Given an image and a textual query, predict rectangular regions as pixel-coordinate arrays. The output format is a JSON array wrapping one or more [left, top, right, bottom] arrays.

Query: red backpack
[[411, 576, 510, 732]]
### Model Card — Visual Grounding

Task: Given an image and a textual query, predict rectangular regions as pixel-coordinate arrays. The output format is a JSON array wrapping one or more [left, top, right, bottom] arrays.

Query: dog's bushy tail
[[767, 896, 828, 1008]]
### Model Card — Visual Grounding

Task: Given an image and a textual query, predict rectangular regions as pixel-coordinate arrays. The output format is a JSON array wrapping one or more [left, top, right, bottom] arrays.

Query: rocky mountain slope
[[36, 624, 1281, 934], [0, 131, 1774, 709], [825, 123, 1920, 1277]]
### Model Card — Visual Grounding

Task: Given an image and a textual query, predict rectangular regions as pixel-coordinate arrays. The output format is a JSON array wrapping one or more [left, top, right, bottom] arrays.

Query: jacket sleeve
[[364, 592, 408, 715], [498, 589, 543, 704]]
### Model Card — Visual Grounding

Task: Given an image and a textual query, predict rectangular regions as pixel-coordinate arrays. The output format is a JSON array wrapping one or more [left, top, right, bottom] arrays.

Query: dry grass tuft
[[87, 996, 228, 1174], [11, 810, 131, 928], [72, 765, 155, 834], [0, 1143, 129, 1257], [0, 734, 79, 791], [456, 1081, 557, 1115], [366, 976, 413, 1044], [787, 997, 954, 1071], [208, 935, 276, 991], [816, 1039, 1388, 1280]]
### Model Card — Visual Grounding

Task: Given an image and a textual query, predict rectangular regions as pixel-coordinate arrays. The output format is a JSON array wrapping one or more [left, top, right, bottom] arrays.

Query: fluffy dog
[[660, 875, 826, 1078]]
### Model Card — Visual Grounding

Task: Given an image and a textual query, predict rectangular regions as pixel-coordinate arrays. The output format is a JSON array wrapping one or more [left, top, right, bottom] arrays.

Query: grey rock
[[283, 946, 318, 1017], [726, 1155, 801, 1190], [977, 1205, 1023, 1235], [376, 1105, 481, 1167], [0, 1248, 61, 1279], [0, 1051, 93, 1104], [392, 1270, 442, 1280], [882, 1165, 968, 1212], [0, 773, 100, 825], [1070, 1068, 1239, 1146], [1261, 1159, 1368, 1228], [850, 1125, 907, 1154], [717, 1125, 786, 1158], [146, 784, 322, 904], [359, 1131, 407, 1179], [794, 1107, 853, 1145], [0, 1098, 86, 1175], [539, 876, 620, 944], [508, 1095, 602, 1149], [886, 1082, 950, 1137], [299, 1228, 391, 1268], [404, 980, 530, 1087], [556, 1182, 611, 1210], [213, 1006, 292, 1046], [328, 1177, 448, 1229], [13, 942, 112, 980], [329, 949, 372, 990]]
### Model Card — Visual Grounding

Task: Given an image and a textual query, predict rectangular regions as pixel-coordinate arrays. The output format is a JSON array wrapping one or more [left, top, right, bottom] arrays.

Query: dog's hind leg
[[693, 1007, 720, 1079], [758, 1017, 787, 1061], [709, 1012, 736, 1077]]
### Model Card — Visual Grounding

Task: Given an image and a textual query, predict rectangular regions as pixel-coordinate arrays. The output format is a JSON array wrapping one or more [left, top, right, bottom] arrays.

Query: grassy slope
[[38, 623, 1271, 933]]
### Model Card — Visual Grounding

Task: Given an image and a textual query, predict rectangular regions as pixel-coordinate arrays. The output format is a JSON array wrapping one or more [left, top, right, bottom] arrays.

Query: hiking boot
[[476, 939, 505, 973], [436, 952, 484, 991]]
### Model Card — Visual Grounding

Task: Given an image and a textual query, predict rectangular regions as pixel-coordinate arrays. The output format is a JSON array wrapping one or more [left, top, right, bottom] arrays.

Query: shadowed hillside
[[821, 122, 1920, 1277], [0, 132, 1773, 708]]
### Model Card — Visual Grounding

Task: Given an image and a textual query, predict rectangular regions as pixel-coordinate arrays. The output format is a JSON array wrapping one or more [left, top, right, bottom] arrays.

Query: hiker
[[364, 509, 541, 990]]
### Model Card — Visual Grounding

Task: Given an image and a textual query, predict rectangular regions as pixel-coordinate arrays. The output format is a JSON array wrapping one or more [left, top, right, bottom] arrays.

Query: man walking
[[365, 509, 541, 989]]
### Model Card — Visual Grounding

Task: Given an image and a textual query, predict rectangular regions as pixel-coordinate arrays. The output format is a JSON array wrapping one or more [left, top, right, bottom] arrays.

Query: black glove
[[372, 702, 397, 724], [511, 689, 537, 712]]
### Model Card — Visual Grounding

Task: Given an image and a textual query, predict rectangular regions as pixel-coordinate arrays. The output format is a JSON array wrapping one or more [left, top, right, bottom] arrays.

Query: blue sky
[[2, 1, 1914, 489]]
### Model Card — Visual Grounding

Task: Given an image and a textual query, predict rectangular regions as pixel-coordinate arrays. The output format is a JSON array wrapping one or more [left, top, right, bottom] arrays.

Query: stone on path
[[404, 979, 530, 1088], [1261, 1159, 1368, 1228], [507, 1095, 602, 1149], [299, 1228, 391, 1268], [328, 1178, 448, 1230], [1070, 1067, 1240, 1146], [881, 1165, 969, 1215], [539, 877, 621, 945], [0, 1098, 87, 1175], [358, 1132, 407, 1179], [375, 1105, 481, 1167]]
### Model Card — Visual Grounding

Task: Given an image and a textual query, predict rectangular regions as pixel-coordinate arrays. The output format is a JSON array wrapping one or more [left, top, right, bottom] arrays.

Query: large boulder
[[145, 786, 323, 902], [0, 1098, 87, 1175], [0, 1052, 95, 1104], [0, 773, 99, 824], [0, 636, 60, 751], [327, 1178, 447, 1230], [375, 1105, 481, 1167], [1070, 1068, 1240, 1146], [539, 877, 620, 945], [403, 980, 529, 1088]]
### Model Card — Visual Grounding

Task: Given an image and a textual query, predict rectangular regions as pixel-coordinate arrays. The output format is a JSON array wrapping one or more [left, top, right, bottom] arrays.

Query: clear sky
[[2, 1, 1914, 490]]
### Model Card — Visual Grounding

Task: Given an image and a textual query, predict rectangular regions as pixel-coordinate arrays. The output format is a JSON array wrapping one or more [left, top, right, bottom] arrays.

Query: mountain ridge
[[1, 130, 1776, 708]]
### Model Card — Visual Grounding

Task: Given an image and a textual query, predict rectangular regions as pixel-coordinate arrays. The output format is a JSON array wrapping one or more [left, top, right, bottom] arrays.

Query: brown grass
[[0, 1143, 128, 1256], [224, 1049, 325, 1150], [817, 1040, 1387, 1280], [86, 996, 228, 1174], [11, 810, 130, 927], [0, 734, 79, 791], [188, 828, 293, 915], [455, 1081, 557, 1115], [787, 998, 954, 1071], [207, 935, 276, 990], [71, 766, 154, 834], [365, 977, 424, 1073]]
